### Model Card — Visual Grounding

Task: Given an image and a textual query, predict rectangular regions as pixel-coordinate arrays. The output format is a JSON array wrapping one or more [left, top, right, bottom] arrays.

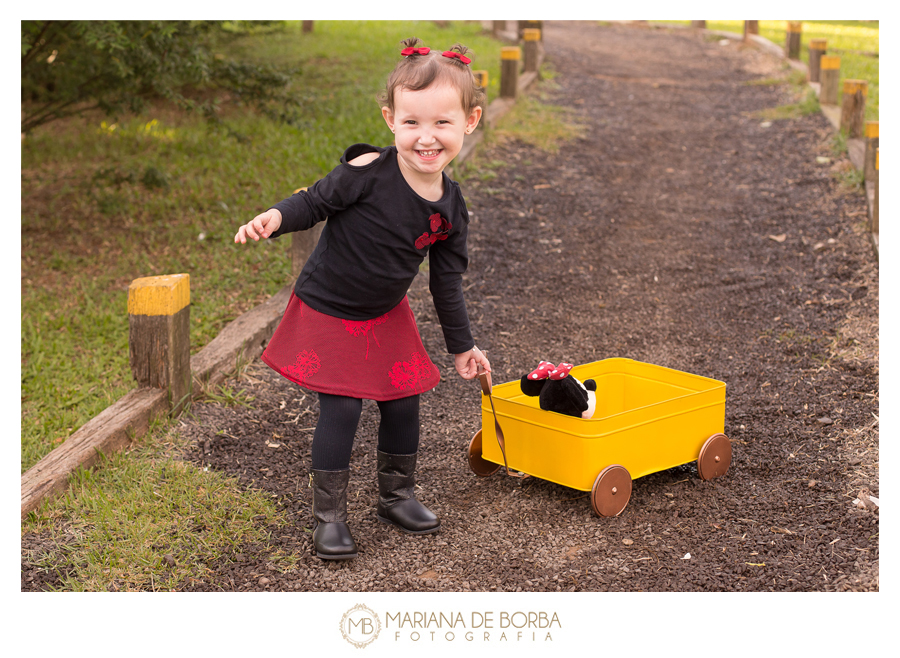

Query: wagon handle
[[478, 366, 529, 479]]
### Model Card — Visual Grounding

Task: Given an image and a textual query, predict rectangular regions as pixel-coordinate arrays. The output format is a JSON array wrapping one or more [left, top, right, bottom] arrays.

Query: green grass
[[490, 86, 586, 153], [750, 88, 821, 122], [659, 20, 879, 119], [22, 415, 299, 591], [21, 20, 505, 474]]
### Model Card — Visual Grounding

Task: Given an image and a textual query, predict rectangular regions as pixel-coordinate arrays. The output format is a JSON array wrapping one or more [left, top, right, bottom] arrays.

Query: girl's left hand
[[454, 346, 491, 380]]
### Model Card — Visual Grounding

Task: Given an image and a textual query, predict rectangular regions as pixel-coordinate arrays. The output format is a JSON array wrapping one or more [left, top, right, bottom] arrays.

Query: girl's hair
[[377, 37, 486, 114]]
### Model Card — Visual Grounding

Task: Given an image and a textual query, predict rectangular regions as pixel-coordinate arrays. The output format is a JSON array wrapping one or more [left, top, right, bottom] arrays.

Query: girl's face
[[382, 83, 482, 184]]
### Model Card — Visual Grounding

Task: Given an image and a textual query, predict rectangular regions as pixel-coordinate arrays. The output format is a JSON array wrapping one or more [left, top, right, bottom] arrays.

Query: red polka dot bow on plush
[[401, 47, 431, 57], [442, 50, 471, 65], [527, 361, 574, 381]]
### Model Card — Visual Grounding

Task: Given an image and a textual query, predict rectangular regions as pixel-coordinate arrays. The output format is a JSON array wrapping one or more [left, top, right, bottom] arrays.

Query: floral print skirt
[[261, 292, 440, 400]]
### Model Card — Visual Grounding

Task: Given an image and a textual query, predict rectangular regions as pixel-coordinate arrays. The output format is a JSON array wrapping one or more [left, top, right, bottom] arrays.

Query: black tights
[[311, 393, 420, 471]]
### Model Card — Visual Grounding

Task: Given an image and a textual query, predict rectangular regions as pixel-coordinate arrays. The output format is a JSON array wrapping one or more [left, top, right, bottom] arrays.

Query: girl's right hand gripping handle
[[478, 367, 492, 396]]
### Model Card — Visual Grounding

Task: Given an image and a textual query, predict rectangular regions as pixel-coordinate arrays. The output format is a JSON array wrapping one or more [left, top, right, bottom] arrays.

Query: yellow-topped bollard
[[500, 47, 521, 99], [128, 273, 191, 413], [785, 21, 802, 59], [523, 28, 541, 73], [872, 147, 879, 235], [127, 273, 190, 316], [864, 121, 879, 182], [808, 39, 827, 82], [819, 55, 841, 105], [840, 79, 868, 138]]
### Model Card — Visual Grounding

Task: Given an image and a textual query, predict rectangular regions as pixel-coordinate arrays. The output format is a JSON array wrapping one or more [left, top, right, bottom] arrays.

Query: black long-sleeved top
[[269, 143, 474, 355]]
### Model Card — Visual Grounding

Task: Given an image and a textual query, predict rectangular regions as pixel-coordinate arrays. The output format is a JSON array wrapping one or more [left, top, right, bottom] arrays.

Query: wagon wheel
[[697, 433, 732, 481], [468, 429, 500, 477], [590, 465, 632, 517]]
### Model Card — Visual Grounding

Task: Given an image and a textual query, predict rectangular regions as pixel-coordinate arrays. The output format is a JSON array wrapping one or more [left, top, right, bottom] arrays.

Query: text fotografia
[[387, 611, 561, 642]]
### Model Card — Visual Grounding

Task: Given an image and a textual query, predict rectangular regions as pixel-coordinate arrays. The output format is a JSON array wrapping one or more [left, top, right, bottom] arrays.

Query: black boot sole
[[316, 551, 358, 560], [377, 514, 441, 535]]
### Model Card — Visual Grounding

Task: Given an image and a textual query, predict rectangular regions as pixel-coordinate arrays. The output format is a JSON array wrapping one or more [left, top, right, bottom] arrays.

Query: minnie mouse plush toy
[[520, 361, 597, 419]]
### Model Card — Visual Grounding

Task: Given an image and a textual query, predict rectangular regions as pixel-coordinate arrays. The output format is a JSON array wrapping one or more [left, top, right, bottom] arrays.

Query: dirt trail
[[26, 21, 878, 592]]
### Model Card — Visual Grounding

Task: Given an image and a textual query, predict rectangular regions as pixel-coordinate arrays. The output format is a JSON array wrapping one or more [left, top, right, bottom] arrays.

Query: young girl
[[234, 38, 491, 560]]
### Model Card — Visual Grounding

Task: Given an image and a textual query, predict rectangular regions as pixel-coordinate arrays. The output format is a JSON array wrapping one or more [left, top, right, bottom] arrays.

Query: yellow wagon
[[468, 358, 732, 517]]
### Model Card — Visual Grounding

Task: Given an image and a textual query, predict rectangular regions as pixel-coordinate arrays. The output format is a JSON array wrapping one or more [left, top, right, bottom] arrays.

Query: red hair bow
[[401, 47, 431, 57], [527, 361, 573, 381], [442, 50, 471, 65]]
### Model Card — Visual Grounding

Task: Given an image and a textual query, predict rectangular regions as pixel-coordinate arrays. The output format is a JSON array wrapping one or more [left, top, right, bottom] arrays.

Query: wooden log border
[[21, 24, 547, 519]]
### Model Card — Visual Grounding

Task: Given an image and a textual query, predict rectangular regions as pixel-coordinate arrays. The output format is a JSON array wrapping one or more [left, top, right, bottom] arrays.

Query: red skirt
[[261, 293, 441, 400]]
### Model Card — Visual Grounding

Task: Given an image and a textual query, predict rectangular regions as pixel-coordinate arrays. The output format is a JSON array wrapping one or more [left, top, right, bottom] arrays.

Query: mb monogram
[[340, 604, 382, 648], [341, 606, 560, 646]]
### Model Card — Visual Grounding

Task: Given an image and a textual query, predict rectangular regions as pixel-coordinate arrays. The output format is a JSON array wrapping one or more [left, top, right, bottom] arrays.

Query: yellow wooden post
[[871, 148, 879, 235], [523, 28, 541, 73], [819, 56, 841, 105], [840, 79, 868, 138], [743, 21, 759, 41], [500, 47, 521, 99], [808, 39, 827, 83], [518, 20, 543, 40], [864, 121, 879, 182], [785, 22, 802, 59], [128, 273, 191, 413]]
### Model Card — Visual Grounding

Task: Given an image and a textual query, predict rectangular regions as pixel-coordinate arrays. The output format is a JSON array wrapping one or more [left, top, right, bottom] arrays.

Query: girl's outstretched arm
[[234, 208, 283, 244], [454, 346, 491, 380]]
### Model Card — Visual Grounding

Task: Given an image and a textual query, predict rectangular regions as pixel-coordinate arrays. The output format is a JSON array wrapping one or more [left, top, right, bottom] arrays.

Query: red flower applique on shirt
[[342, 314, 388, 359], [415, 213, 452, 249]]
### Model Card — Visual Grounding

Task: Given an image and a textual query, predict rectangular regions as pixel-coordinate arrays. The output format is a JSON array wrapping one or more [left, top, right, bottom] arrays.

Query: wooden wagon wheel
[[697, 433, 732, 481], [468, 429, 500, 477], [590, 465, 632, 517]]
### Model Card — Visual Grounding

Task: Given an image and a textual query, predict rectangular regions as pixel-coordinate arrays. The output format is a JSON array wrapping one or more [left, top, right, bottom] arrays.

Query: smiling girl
[[234, 38, 490, 561]]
